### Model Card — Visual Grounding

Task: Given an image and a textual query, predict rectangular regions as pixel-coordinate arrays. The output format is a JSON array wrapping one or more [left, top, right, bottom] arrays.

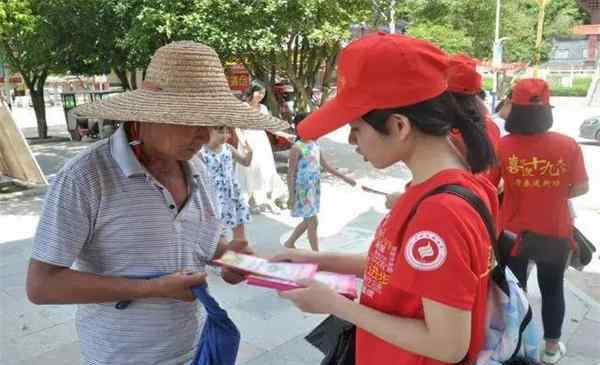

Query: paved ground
[[1, 100, 599, 365]]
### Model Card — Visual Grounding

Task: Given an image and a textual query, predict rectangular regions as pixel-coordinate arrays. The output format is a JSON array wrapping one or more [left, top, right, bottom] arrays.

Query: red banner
[[225, 64, 250, 92]]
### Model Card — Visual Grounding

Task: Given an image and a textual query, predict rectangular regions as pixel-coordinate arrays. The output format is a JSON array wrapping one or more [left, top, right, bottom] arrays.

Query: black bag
[[570, 226, 597, 269], [305, 315, 355, 365], [517, 230, 571, 264]]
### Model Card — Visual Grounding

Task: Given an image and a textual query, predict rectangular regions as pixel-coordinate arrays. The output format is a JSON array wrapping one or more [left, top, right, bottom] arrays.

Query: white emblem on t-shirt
[[404, 231, 447, 271]]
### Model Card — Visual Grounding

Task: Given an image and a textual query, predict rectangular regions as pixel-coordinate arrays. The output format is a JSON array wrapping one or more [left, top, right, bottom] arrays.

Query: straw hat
[[72, 41, 288, 131]]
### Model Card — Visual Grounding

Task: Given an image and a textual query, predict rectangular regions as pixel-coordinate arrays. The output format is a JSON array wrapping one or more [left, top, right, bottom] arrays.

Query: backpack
[[418, 185, 541, 365]]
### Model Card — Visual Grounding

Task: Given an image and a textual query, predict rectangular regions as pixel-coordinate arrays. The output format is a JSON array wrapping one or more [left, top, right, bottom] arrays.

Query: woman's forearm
[[315, 252, 366, 276]]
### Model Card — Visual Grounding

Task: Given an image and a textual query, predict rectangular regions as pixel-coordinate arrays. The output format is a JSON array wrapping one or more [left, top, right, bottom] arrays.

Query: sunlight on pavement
[[0, 215, 39, 245]]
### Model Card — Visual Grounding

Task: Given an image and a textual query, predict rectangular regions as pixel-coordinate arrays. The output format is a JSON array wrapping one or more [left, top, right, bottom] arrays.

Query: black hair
[[494, 90, 512, 113], [292, 112, 310, 128], [450, 92, 486, 127], [477, 89, 487, 101], [494, 99, 505, 114], [362, 92, 496, 173], [244, 82, 266, 103], [505, 104, 553, 134]]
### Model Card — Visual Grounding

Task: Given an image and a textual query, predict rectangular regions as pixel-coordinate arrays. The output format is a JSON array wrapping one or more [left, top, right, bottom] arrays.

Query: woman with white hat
[[25, 41, 288, 365]]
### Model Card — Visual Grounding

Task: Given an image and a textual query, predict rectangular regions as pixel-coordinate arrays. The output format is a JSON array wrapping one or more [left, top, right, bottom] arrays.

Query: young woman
[[498, 78, 589, 364], [235, 83, 289, 212], [273, 33, 499, 365]]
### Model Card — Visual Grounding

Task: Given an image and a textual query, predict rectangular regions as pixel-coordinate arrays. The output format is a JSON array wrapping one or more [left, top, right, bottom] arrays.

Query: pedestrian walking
[[284, 112, 356, 251], [497, 78, 589, 364], [234, 83, 291, 213]]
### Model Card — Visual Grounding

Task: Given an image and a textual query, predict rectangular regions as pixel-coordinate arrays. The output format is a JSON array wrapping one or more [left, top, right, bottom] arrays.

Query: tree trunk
[[129, 69, 138, 90], [30, 87, 47, 139], [114, 68, 131, 90], [320, 49, 339, 106]]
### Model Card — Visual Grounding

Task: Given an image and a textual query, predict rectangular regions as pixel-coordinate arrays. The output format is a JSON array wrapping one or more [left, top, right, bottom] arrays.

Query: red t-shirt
[[450, 115, 502, 187], [498, 132, 588, 244], [357, 169, 499, 365]]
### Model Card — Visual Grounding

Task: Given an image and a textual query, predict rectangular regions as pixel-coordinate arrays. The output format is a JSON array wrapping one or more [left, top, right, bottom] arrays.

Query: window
[[555, 49, 569, 59]]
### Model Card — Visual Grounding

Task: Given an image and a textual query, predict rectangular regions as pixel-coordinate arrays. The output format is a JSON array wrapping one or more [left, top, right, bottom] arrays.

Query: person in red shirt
[[272, 33, 499, 365], [446, 54, 501, 187], [498, 78, 588, 364]]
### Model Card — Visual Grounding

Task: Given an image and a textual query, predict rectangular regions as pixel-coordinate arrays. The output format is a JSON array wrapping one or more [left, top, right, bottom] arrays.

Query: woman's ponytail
[[449, 93, 497, 173]]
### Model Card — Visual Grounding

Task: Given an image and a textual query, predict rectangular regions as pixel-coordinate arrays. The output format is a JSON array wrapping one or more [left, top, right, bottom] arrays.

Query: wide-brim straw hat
[[72, 41, 288, 131]]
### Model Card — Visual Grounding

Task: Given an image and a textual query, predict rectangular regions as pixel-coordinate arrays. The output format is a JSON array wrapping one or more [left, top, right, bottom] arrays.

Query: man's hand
[[150, 271, 207, 302]]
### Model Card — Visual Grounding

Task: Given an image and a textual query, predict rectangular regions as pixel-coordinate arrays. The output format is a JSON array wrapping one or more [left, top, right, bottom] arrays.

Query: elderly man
[[26, 41, 287, 365]]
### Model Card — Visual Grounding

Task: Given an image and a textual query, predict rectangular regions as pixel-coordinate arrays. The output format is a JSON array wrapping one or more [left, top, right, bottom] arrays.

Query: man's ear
[[386, 113, 411, 141]]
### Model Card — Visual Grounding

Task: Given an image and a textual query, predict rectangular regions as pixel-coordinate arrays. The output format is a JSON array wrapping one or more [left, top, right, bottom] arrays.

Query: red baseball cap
[[511, 78, 551, 106], [447, 53, 482, 95], [297, 32, 449, 140]]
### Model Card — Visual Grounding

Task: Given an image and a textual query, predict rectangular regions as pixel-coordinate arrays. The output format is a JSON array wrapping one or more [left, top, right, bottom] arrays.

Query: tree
[[368, 0, 585, 63], [407, 22, 473, 54], [0, 0, 63, 138]]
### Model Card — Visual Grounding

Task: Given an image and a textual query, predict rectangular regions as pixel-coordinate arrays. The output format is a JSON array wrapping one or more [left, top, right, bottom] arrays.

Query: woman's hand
[[278, 278, 347, 314], [270, 248, 320, 264], [343, 176, 357, 186]]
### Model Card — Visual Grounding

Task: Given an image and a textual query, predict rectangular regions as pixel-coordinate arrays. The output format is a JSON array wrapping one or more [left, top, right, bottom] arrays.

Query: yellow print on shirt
[[507, 155, 568, 177], [363, 216, 396, 298], [514, 178, 561, 188]]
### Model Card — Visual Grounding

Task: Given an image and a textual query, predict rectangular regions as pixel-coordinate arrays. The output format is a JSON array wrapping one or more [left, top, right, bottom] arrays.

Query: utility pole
[[492, 0, 502, 109], [389, 0, 396, 33], [534, 0, 551, 76]]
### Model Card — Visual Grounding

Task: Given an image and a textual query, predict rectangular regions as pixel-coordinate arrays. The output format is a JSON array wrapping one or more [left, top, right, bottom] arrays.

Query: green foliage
[[549, 76, 591, 96], [0, 0, 65, 137], [407, 22, 473, 54], [370, 0, 585, 64]]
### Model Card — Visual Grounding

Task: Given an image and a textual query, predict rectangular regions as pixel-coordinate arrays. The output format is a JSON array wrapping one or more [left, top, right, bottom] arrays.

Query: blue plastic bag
[[191, 283, 240, 365]]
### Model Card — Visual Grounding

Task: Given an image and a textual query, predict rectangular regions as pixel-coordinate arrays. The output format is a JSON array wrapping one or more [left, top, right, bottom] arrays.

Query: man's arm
[[26, 259, 206, 305]]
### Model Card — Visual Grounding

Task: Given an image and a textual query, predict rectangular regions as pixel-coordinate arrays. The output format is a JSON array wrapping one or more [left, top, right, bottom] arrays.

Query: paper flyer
[[213, 251, 318, 282], [246, 271, 358, 299]]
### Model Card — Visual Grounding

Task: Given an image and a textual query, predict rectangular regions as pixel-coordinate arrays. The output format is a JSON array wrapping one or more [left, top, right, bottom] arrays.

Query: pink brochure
[[246, 271, 358, 299], [212, 251, 318, 282]]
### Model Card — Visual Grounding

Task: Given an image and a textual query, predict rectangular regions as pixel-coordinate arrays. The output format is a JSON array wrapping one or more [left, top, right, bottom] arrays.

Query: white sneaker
[[541, 342, 566, 364]]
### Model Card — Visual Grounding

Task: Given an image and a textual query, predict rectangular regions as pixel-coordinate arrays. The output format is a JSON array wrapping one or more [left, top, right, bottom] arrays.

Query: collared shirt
[[32, 126, 223, 365]]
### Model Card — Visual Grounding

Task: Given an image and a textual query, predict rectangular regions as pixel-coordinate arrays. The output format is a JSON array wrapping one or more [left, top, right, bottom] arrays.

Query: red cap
[[511, 78, 551, 106], [298, 32, 449, 140], [447, 53, 482, 95]]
